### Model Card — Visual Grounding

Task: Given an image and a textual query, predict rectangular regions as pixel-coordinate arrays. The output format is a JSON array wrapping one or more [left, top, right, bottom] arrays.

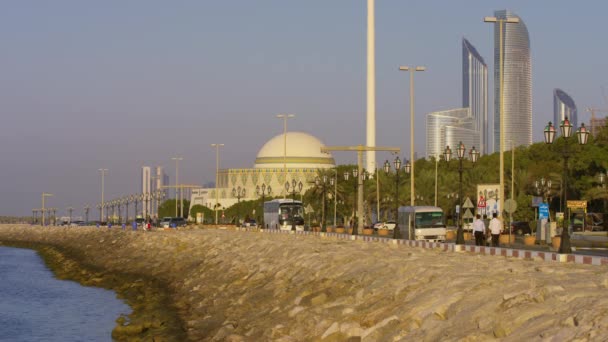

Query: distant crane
[[585, 86, 608, 136], [586, 107, 608, 136]]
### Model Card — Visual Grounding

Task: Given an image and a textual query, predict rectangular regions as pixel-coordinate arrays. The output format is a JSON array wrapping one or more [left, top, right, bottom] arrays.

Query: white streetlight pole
[[171, 157, 183, 217], [277, 114, 295, 199], [41, 192, 53, 226], [211, 144, 224, 224], [399, 66, 426, 206], [98, 168, 108, 222], [484, 15, 520, 219]]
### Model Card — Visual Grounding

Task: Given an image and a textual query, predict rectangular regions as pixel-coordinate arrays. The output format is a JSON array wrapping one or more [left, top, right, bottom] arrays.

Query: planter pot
[[378, 228, 390, 236], [445, 230, 455, 240], [312, 227, 321, 232], [552, 236, 561, 250], [463, 232, 472, 241], [326, 227, 333, 233], [524, 235, 536, 246], [335, 227, 346, 234], [347, 227, 354, 234], [499, 234, 510, 245], [363, 228, 374, 235]]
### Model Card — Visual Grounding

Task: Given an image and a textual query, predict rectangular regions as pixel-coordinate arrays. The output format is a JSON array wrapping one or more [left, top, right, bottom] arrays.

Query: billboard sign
[[539, 203, 549, 219], [476, 184, 500, 217]]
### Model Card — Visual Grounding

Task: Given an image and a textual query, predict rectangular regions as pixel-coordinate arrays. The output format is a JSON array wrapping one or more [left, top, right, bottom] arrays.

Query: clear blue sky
[[1, 1, 607, 216]]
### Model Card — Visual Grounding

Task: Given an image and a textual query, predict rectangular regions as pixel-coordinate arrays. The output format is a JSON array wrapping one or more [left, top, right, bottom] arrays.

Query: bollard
[[132, 221, 137, 231], [122, 223, 126, 230]]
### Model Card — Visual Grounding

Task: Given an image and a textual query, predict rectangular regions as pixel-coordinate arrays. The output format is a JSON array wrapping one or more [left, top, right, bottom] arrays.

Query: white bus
[[397, 206, 447, 242], [263, 199, 305, 231]]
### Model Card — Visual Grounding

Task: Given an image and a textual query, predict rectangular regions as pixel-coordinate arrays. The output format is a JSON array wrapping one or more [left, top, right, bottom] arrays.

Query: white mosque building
[[189, 132, 335, 218]]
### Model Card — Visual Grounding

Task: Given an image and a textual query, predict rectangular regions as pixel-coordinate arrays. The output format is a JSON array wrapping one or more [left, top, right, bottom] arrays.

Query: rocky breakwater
[[1, 225, 608, 341]]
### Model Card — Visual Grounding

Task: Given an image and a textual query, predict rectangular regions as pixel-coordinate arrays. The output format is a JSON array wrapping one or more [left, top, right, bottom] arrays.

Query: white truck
[[397, 206, 447, 242]]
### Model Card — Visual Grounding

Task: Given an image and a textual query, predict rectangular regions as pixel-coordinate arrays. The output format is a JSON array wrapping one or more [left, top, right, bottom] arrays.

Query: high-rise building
[[493, 10, 532, 151], [462, 38, 488, 154], [553, 88, 578, 132], [141, 166, 151, 218], [426, 108, 479, 158]]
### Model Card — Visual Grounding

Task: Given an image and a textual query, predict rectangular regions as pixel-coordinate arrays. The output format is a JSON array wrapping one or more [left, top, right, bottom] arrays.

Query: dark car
[[509, 221, 531, 235]]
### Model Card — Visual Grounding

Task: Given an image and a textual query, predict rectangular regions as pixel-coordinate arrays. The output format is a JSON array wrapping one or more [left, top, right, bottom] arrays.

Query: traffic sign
[[539, 203, 549, 219], [305, 204, 314, 214], [504, 199, 517, 214], [463, 208, 474, 219], [463, 197, 475, 208]]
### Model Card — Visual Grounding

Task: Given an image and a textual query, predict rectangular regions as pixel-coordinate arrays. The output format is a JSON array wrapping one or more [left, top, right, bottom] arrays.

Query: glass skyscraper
[[493, 10, 532, 151], [553, 88, 577, 133], [426, 108, 479, 158], [462, 38, 488, 155]]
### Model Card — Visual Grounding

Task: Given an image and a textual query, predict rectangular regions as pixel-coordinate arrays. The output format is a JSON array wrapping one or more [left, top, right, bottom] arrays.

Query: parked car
[[508, 221, 531, 235], [242, 219, 257, 227], [373, 221, 397, 231], [160, 217, 172, 228], [162, 217, 187, 228]]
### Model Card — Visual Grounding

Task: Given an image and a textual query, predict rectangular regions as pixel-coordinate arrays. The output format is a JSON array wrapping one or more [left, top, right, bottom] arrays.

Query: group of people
[[472, 212, 502, 247]]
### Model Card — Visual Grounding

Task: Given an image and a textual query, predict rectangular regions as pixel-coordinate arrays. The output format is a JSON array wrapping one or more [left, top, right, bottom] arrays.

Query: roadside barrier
[[235, 227, 608, 266]]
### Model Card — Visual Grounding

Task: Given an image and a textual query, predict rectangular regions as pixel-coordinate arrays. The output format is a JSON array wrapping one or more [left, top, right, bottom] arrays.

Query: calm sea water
[[0, 246, 131, 342]]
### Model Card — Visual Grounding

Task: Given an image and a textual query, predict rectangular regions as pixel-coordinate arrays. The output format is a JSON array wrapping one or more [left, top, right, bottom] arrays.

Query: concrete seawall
[[1, 224, 608, 341]]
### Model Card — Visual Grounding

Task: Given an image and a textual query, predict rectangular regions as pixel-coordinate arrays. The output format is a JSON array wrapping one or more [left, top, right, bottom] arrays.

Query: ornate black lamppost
[[232, 186, 246, 226], [443, 142, 479, 245], [256, 183, 271, 228], [543, 118, 589, 253], [384, 156, 411, 239], [284, 179, 303, 231]]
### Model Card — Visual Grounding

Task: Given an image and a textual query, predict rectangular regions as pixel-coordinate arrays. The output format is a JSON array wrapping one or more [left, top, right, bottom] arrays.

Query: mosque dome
[[254, 132, 335, 169]]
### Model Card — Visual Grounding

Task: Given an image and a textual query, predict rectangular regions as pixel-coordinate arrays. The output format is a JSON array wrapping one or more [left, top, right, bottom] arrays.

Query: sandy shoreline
[[1, 224, 607, 341]]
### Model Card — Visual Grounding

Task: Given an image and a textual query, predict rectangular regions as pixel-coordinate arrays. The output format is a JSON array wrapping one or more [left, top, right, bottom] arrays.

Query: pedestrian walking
[[488, 212, 502, 247], [472, 214, 486, 246]]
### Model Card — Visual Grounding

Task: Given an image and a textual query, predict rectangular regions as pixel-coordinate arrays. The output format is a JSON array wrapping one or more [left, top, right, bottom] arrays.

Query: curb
[[235, 227, 608, 266]]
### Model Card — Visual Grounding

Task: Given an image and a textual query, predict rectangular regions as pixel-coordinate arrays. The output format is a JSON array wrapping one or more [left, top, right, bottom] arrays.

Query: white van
[[397, 206, 447, 242]]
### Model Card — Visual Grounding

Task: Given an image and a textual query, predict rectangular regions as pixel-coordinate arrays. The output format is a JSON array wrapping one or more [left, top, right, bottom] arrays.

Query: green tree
[[158, 199, 190, 219]]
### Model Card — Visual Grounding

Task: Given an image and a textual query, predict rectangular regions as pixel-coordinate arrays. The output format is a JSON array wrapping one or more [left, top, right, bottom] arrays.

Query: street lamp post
[[67, 206, 74, 224], [384, 157, 411, 239], [443, 142, 480, 245], [332, 170, 337, 229], [484, 15, 520, 221], [41, 193, 53, 226], [32, 209, 37, 224], [277, 114, 295, 199], [98, 168, 108, 223], [171, 157, 183, 218], [284, 179, 303, 231], [343, 169, 359, 234], [211, 144, 224, 225], [84, 205, 90, 224], [543, 118, 589, 253], [96, 204, 102, 224], [232, 186, 246, 227], [256, 183, 271, 229], [315, 175, 331, 233], [399, 65, 426, 206]]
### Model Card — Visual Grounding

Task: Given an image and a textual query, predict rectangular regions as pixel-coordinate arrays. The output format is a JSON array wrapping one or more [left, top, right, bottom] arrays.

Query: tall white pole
[[484, 15, 519, 220], [172, 157, 183, 217], [366, 0, 376, 173], [277, 114, 295, 199], [99, 168, 108, 222], [399, 66, 425, 206], [211, 144, 224, 224]]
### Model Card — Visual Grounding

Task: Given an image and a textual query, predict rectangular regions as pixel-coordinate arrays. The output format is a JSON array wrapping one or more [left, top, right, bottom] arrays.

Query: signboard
[[567, 200, 587, 209], [504, 199, 517, 214], [476, 184, 500, 217], [538, 203, 549, 219], [463, 208, 474, 219], [463, 197, 475, 209], [531, 196, 543, 208]]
